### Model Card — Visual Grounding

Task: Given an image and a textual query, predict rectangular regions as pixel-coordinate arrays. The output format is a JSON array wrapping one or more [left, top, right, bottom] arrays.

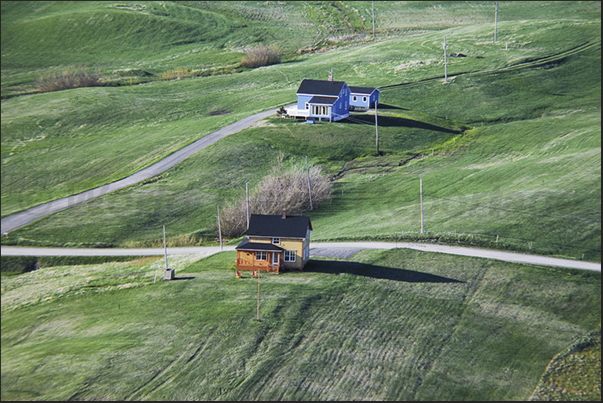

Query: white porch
[[284, 105, 310, 118]]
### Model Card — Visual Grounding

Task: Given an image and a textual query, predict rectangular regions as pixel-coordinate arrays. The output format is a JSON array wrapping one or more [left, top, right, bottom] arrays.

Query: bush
[[1, 256, 38, 274], [220, 164, 332, 237], [36, 67, 101, 92], [241, 44, 282, 68]]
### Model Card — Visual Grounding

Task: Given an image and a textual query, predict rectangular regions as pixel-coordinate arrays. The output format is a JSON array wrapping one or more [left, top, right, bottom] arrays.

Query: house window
[[272, 253, 279, 266], [305, 103, 309, 109], [363, 96, 367, 102], [353, 96, 357, 101], [255, 251, 267, 261], [272, 238, 280, 245], [284, 250, 296, 262]]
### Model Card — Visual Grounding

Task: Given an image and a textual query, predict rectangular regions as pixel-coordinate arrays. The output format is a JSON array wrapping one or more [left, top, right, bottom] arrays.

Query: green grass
[[1, 250, 600, 400], [5, 22, 600, 261], [2, 2, 601, 254], [529, 330, 601, 401], [2, 2, 600, 217]]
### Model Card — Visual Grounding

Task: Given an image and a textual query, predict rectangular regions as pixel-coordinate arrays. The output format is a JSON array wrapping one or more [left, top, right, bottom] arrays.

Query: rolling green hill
[[1, 250, 600, 400], [3, 8, 600, 261], [1, 2, 601, 400]]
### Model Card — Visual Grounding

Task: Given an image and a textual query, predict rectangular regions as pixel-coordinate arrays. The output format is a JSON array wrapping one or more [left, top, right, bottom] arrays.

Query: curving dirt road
[[2, 242, 599, 272], [1, 107, 280, 234]]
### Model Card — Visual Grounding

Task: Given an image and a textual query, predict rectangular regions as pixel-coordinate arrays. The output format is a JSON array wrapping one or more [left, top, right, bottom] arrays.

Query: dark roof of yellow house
[[246, 214, 312, 239]]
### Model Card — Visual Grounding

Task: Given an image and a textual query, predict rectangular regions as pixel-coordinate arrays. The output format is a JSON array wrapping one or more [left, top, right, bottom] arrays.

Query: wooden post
[[420, 175, 424, 234], [494, 2, 498, 43], [246, 182, 250, 229], [163, 225, 168, 271], [372, 1, 375, 38], [443, 36, 447, 83], [375, 102, 379, 155], [256, 267, 261, 321], [217, 205, 223, 251], [306, 156, 314, 210]]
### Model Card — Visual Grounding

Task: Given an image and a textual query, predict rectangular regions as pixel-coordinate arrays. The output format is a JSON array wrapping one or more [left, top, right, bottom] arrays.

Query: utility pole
[[217, 205, 223, 251], [375, 102, 379, 155], [420, 176, 424, 234], [494, 2, 498, 43], [246, 182, 250, 229], [306, 156, 313, 210], [163, 225, 168, 271], [372, 1, 375, 38], [256, 268, 261, 321], [443, 36, 448, 83]]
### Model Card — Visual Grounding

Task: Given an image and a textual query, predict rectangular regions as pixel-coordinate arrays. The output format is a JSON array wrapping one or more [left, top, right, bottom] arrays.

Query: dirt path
[[1, 108, 280, 234], [2, 242, 599, 272]]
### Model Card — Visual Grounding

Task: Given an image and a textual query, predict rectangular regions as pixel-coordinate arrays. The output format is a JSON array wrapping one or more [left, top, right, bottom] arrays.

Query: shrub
[[219, 164, 332, 237], [241, 44, 282, 68], [159, 67, 192, 81], [36, 67, 101, 92]]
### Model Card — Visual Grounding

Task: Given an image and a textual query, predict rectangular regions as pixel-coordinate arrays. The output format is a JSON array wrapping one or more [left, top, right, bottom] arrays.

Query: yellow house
[[235, 212, 312, 274]]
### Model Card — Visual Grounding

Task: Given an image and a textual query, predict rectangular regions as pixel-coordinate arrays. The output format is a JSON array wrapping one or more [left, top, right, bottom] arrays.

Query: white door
[[272, 253, 279, 266]]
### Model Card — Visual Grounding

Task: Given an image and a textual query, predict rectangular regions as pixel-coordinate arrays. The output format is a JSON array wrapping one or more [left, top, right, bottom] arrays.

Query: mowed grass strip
[[1, 249, 600, 400]]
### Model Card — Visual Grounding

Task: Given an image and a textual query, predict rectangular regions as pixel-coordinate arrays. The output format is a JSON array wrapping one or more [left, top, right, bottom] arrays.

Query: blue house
[[295, 79, 350, 123], [349, 86, 381, 110], [285, 78, 380, 123]]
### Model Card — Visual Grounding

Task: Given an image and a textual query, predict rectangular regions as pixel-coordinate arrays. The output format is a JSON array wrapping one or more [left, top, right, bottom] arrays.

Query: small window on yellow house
[[255, 251, 267, 261], [272, 238, 280, 244]]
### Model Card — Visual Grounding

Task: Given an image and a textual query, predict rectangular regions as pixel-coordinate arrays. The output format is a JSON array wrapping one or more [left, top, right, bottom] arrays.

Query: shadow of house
[[346, 114, 460, 134], [305, 260, 464, 284]]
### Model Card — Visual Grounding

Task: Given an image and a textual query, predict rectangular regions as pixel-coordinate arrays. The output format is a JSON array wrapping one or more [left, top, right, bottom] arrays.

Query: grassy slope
[[2, 1, 600, 217], [529, 330, 601, 400], [1, 250, 600, 400], [4, 20, 600, 261]]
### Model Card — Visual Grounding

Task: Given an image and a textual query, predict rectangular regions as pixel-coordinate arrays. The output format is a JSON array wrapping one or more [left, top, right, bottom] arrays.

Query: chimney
[[328, 74, 333, 82], [282, 209, 287, 219]]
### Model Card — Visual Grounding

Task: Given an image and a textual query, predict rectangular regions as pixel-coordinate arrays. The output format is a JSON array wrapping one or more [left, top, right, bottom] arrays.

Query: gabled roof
[[308, 96, 337, 105], [349, 86, 380, 95], [235, 240, 286, 252], [297, 79, 346, 96], [246, 214, 312, 239]]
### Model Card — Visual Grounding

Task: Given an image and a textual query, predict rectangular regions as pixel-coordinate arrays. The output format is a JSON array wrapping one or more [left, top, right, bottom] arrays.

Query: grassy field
[[1, 250, 600, 400], [1, 4, 601, 398], [4, 17, 600, 261]]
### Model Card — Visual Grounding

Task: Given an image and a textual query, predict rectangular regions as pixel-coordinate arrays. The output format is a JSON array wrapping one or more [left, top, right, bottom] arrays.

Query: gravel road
[[2, 242, 599, 272]]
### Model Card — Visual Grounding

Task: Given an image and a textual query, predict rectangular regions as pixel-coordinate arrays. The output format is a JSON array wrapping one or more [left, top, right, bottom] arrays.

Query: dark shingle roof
[[235, 240, 286, 252], [349, 86, 379, 94], [308, 96, 337, 105], [297, 79, 346, 96], [246, 214, 312, 238]]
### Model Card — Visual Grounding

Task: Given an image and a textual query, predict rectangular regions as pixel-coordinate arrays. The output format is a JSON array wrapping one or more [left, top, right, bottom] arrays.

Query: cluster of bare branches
[[220, 164, 332, 237], [241, 44, 282, 68], [36, 67, 101, 92]]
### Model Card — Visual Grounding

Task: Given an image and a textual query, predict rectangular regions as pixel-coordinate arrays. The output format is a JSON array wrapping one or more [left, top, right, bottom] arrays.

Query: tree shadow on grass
[[345, 114, 459, 133], [305, 260, 464, 283]]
